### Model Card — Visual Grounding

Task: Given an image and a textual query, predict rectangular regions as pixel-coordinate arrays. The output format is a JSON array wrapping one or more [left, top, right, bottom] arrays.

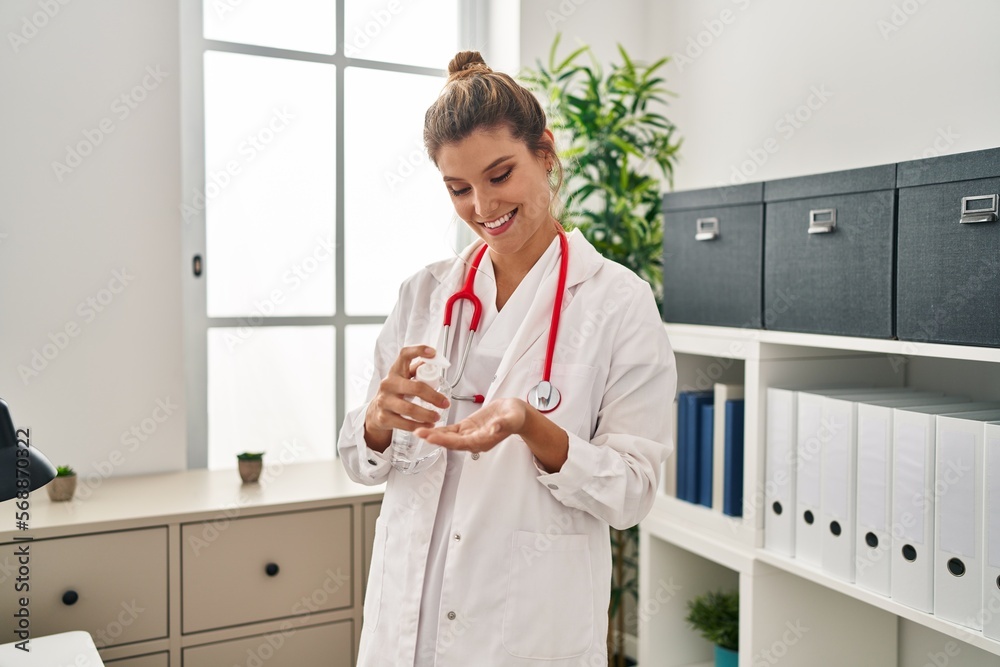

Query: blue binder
[[699, 403, 715, 507], [677, 391, 713, 504], [723, 399, 746, 517]]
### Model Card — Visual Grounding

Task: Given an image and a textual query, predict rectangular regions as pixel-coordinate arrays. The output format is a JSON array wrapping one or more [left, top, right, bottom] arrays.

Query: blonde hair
[[423, 51, 564, 198]]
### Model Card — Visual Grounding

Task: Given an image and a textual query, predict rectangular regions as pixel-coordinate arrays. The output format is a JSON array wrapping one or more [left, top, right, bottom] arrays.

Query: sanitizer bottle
[[390, 356, 451, 474]]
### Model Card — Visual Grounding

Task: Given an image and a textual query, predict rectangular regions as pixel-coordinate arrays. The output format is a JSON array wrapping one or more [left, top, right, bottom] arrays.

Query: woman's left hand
[[414, 397, 527, 454]]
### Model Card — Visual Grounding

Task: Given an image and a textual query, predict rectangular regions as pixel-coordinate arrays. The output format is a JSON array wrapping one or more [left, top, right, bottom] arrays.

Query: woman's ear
[[540, 128, 557, 171]]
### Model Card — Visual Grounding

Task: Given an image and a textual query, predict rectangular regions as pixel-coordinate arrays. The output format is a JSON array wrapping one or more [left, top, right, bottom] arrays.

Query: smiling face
[[436, 125, 558, 269]]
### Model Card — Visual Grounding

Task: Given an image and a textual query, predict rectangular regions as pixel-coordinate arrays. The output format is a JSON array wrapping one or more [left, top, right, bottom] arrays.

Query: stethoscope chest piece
[[527, 380, 561, 413]]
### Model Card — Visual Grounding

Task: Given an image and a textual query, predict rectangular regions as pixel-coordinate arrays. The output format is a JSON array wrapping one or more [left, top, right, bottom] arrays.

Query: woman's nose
[[472, 191, 497, 220]]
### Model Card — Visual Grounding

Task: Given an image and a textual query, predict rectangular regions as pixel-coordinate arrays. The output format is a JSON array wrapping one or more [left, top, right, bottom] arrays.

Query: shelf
[[755, 549, 1000, 658], [643, 495, 756, 574], [665, 323, 1000, 363]]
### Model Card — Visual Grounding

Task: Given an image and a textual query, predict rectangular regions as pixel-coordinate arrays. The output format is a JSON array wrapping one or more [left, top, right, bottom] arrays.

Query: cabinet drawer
[[182, 620, 353, 667], [104, 651, 170, 667], [897, 175, 1000, 347], [663, 182, 764, 328], [181, 507, 352, 633], [0, 528, 168, 647]]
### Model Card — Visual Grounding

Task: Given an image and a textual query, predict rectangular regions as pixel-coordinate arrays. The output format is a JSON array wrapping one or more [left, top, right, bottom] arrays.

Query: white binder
[[935, 409, 1000, 630], [821, 391, 943, 582], [854, 396, 966, 595], [984, 422, 1000, 641], [765, 388, 796, 556], [892, 402, 1000, 613], [795, 387, 926, 568]]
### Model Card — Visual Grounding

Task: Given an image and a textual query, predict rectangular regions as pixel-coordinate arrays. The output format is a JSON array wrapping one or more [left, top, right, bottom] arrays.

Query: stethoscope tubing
[[441, 232, 569, 412]]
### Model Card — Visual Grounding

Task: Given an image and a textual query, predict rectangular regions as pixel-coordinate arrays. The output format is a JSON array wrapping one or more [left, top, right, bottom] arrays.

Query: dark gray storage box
[[896, 147, 1000, 347], [763, 164, 896, 338], [663, 182, 764, 327]]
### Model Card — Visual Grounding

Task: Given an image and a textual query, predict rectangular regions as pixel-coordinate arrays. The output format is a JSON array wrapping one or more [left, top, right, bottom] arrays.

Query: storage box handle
[[808, 208, 837, 234], [960, 194, 998, 224], [695, 217, 719, 241]]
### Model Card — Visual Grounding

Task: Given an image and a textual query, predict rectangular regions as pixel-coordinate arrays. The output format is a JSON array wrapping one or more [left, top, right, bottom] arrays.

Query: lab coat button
[[447, 611, 457, 620], [453, 533, 461, 541], [471, 452, 480, 460], [547, 483, 559, 490], [367, 459, 377, 465]]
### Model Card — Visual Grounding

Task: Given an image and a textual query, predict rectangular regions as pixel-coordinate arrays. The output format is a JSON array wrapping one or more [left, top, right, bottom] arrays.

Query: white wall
[[0, 0, 187, 479], [519, 0, 650, 79], [518, 0, 1000, 189], [645, 0, 1000, 189]]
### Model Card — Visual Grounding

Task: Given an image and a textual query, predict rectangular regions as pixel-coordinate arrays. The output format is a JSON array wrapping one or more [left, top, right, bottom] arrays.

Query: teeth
[[484, 209, 516, 229]]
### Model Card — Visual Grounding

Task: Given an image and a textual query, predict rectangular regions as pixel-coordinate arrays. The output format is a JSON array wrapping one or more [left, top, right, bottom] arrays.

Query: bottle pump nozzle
[[415, 356, 451, 384]]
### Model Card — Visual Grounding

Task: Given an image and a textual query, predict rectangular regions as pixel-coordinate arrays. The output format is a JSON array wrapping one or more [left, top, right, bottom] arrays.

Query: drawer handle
[[265, 562, 280, 577], [695, 217, 719, 241], [62, 590, 79, 606], [808, 208, 837, 234], [960, 194, 998, 224]]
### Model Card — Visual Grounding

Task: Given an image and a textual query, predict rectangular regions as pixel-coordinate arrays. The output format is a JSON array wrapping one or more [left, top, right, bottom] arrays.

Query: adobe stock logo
[[7, 0, 72, 54]]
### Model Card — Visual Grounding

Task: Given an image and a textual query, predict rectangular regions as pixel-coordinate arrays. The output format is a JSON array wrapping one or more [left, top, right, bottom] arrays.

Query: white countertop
[[0, 461, 384, 539]]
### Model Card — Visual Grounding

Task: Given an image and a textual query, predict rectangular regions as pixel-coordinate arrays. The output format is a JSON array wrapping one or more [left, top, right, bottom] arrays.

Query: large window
[[183, 0, 473, 468]]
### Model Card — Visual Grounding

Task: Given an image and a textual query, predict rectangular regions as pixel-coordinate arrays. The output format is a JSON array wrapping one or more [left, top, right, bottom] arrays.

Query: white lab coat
[[338, 229, 676, 667]]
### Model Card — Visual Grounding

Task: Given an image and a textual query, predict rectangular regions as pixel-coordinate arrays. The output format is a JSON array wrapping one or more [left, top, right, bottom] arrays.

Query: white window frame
[[179, 0, 489, 467]]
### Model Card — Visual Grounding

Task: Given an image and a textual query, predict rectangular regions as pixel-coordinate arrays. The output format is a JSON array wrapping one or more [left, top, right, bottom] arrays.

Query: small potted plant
[[685, 589, 739, 667], [236, 452, 264, 483], [47, 465, 77, 502]]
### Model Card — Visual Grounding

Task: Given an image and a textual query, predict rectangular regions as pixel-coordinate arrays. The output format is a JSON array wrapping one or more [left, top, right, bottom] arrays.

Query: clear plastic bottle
[[390, 355, 451, 474]]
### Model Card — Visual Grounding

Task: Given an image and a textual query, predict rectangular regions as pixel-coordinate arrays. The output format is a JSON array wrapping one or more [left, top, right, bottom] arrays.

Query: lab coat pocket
[[362, 518, 388, 633], [502, 530, 594, 659]]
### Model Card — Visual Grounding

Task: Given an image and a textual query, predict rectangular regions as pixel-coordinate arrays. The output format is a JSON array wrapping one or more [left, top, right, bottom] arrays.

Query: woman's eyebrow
[[442, 155, 514, 182]]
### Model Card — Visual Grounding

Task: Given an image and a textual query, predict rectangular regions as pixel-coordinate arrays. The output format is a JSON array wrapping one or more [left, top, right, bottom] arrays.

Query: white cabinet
[[0, 462, 382, 666], [640, 323, 1000, 666]]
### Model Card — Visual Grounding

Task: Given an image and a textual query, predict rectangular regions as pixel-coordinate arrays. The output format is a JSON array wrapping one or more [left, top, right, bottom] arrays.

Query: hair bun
[[447, 51, 492, 81]]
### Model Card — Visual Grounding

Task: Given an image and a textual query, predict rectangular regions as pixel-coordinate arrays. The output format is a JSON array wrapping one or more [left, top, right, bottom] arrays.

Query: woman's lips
[[481, 208, 517, 236]]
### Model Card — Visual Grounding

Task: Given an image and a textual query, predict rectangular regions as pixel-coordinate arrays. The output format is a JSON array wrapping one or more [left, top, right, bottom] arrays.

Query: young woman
[[338, 51, 676, 667]]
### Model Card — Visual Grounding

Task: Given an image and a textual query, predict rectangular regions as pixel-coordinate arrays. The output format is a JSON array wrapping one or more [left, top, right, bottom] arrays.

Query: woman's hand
[[414, 397, 527, 454], [363, 345, 451, 452], [415, 398, 570, 472]]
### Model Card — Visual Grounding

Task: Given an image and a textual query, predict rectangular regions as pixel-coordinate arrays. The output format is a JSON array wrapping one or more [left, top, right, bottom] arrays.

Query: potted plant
[[236, 452, 264, 483], [686, 589, 739, 667], [522, 33, 682, 308], [523, 36, 682, 665], [47, 465, 77, 502]]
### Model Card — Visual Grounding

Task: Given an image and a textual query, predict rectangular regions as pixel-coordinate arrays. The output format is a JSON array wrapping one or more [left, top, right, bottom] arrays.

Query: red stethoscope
[[440, 232, 569, 413]]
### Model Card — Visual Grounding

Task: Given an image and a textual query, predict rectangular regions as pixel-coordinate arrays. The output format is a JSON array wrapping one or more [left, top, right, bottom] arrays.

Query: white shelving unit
[[639, 323, 1000, 667]]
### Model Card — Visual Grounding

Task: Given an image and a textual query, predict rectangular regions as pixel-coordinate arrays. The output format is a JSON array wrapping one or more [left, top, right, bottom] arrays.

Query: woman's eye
[[491, 168, 513, 184], [449, 186, 471, 197]]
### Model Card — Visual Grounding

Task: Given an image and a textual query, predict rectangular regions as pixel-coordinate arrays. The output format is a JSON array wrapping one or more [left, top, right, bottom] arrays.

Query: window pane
[[345, 324, 385, 414], [204, 51, 336, 318], [207, 326, 334, 469], [344, 0, 458, 68], [344, 68, 457, 315], [203, 0, 336, 55]]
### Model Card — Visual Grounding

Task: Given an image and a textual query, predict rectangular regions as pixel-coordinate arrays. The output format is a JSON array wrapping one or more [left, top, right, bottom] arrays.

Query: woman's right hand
[[363, 345, 451, 452]]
